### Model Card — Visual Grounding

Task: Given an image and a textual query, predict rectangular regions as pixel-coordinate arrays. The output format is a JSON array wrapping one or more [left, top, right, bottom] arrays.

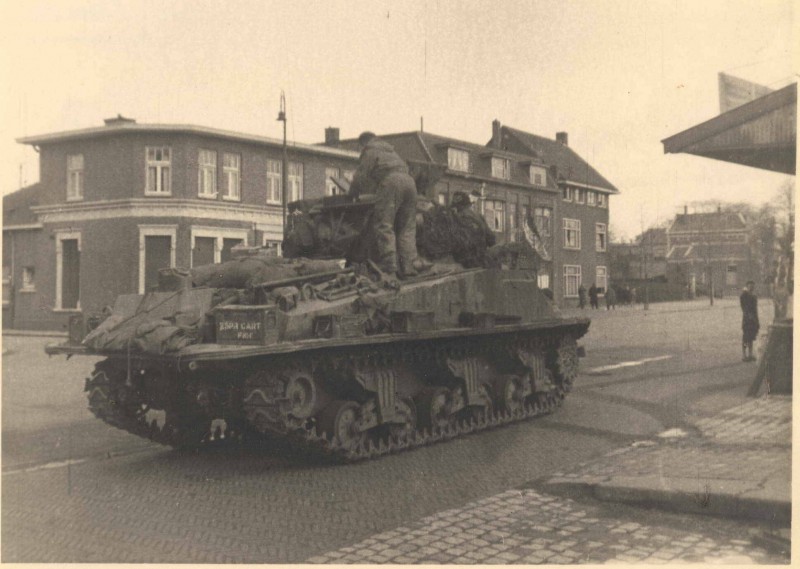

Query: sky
[[1, 0, 795, 240]]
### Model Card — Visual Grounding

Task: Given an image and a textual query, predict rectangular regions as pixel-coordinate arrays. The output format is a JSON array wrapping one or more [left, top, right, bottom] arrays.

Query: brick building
[[665, 208, 759, 296], [3, 117, 358, 330], [491, 122, 620, 304], [609, 227, 668, 282]]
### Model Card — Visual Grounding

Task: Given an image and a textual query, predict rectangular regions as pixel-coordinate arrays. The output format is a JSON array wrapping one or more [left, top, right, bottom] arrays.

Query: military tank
[[46, 193, 589, 462]]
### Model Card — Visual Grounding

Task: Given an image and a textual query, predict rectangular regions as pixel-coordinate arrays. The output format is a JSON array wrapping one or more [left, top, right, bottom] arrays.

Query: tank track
[[83, 328, 581, 462]]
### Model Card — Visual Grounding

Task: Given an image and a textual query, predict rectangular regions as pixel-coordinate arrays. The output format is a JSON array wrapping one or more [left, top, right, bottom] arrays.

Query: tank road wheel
[[389, 398, 417, 440], [554, 335, 580, 391], [284, 372, 317, 420], [318, 400, 365, 451], [493, 375, 525, 416], [416, 387, 454, 432]]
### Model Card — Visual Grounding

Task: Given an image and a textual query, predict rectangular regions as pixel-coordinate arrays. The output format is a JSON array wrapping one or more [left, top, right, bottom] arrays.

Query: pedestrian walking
[[740, 280, 759, 362], [578, 284, 587, 309], [589, 283, 599, 309], [605, 286, 617, 310]]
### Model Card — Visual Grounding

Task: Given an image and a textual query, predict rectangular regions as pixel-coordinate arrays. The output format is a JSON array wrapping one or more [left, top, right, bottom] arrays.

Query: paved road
[[1, 298, 776, 562]]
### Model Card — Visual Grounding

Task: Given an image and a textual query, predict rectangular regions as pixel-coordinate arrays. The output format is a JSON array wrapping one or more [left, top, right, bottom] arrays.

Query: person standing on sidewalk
[[578, 284, 587, 309], [589, 283, 599, 309], [605, 286, 617, 310], [740, 280, 759, 362]]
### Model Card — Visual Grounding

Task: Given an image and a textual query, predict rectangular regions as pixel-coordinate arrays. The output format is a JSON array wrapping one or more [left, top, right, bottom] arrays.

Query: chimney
[[104, 114, 136, 126], [491, 119, 502, 148], [324, 127, 340, 146], [556, 132, 568, 146]]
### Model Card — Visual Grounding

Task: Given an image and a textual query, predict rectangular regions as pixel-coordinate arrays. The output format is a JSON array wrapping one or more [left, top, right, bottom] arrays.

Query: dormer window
[[530, 165, 546, 186], [67, 154, 84, 200], [447, 148, 469, 172], [491, 157, 510, 180]]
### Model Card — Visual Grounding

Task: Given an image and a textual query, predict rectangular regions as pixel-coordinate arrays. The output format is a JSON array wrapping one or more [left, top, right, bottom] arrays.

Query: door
[[221, 238, 244, 263], [61, 239, 80, 309], [144, 236, 172, 292], [193, 236, 216, 267]]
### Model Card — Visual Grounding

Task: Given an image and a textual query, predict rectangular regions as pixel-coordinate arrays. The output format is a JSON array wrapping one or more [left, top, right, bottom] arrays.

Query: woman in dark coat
[[740, 280, 759, 362]]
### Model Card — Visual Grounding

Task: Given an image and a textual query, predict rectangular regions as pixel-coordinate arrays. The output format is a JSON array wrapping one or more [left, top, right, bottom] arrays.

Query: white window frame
[[597, 193, 607, 208], [563, 218, 581, 250], [537, 272, 550, 290], [325, 167, 341, 196], [596, 266, 608, 294], [564, 265, 582, 298], [262, 234, 283, 256], [21, 266, 35, 292], [491, 157, 511, 180], [198, 149, 217, 199], [288, 161, 303, 202], [529, 165, 546, 187], [563, 186, 573, 202], [190, 226, 249, 266], [266, 159, 282, 205], [223, 153, 241, 201], [587, 191, 597, 206], [574, 188, 585, 204], [66, 154, 84, 201], [484, 199, 505, 232], [54, 230, 81, 311], [343, 169, 355, 182], [596, 223, 607, 252], [447, 148, 470, 172], [138, 225, 177, 294], [145, 146, 172, 196]]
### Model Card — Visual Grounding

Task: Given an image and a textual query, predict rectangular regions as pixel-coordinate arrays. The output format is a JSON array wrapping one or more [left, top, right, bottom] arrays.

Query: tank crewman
[[349, 131, 428, 279]]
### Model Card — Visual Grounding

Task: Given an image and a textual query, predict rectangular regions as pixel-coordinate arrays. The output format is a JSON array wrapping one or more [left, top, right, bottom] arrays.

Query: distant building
[[3, 117, 358, 330], [609, 227, 668, 282], [665, 207, 758, 296], [492, 122, 620, 304]]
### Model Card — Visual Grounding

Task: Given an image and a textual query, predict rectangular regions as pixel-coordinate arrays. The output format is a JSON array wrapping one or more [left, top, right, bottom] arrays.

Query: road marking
[[588, 355, 673, 374], [3, 457, 91, 476]]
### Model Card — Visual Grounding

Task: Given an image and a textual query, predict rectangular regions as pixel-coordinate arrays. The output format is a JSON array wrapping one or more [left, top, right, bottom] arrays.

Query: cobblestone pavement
[[305, 488, 786, 564], [694, 396, 791, 445]]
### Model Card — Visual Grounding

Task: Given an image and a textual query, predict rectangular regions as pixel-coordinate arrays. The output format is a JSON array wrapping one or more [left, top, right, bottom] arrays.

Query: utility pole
[[277, 91, 288, 242], [640, 206, 649, 310]]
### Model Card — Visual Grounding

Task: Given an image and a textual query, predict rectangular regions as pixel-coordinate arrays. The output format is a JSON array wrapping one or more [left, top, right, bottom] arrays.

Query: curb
[[2, 329, 68, 338], [542, 479, 791, 525]]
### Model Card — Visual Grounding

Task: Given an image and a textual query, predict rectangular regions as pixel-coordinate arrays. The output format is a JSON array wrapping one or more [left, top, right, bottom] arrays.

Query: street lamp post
[[277, 91, 288, 242]]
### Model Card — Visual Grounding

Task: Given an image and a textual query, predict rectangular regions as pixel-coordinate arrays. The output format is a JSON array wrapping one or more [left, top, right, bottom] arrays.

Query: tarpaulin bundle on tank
[[190, 256, 342, 289], [417, 205, 496, 268]]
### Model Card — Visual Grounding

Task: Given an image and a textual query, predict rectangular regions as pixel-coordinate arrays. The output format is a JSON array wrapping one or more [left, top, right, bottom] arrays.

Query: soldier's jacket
[[349, 139, 410, 198]]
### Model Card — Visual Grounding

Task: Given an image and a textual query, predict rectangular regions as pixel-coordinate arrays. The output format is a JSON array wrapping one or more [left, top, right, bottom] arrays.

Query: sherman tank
[[46, 191, 589, 462]]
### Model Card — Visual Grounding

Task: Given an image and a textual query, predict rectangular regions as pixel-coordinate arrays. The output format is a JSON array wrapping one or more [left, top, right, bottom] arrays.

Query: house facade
[[493, 122, 620, 305], [665, 208, 759, 296], [3, 117, 358, 330], [609, 227, 668, 282]]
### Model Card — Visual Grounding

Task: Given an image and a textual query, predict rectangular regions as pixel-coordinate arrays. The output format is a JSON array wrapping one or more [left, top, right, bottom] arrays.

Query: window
[[587, 191, 597, 206], [67, 154, 84, 200], [55, 232, 81, 310], [564, 265, 582, 298], [288, 161, 303, 202], [223, 153, 241, 200], [138, 225, 176, 294], [533, 207, 552, 236], [343, 170, 355, 182], [726, 264, 737, 286], [537, 272, 550, 290], [266, 159, 282, 204], [530, 165, 547, 186], [596, 223, 607, 252], [491, 157, 510, 180], [21, 266, 35, 292], [191, 227, 249, 267], [447, 148, 469, 172], [562, 186, 573, 201], [563, 218, 581, 250], [597, 193, 607, 208], [574, 188, 584, 204], [146, 146, 171, 195], [326, 167, 341, 196], [596, 266, 608, 294], [437, 193, 447, 205], [198, 150, 217, 198], [262, 238, 282, 257], [484, 200, 505, 232]]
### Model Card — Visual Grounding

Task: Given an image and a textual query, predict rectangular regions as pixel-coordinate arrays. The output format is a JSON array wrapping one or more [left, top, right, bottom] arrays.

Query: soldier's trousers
[[374, 172, 418, 274]]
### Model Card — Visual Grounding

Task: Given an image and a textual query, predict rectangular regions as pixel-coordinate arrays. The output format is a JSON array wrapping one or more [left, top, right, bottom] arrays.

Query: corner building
[[3, 117, 358, 330]]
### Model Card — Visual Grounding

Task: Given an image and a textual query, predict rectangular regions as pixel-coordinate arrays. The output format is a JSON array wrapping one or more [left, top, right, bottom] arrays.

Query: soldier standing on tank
[[349, 131, 429, 279]]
